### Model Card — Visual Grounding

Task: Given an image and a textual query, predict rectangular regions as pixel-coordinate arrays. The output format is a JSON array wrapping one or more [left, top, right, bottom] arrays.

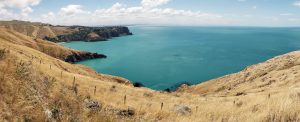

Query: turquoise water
[[62, 26, 300, 90]]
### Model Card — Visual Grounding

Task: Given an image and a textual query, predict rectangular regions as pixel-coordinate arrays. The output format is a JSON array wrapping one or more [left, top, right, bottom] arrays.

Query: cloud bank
[[0, 0, 299, 26], [141, 0, 171, 8], [39, 0, 226, 26], [294, 1, 300, 7]]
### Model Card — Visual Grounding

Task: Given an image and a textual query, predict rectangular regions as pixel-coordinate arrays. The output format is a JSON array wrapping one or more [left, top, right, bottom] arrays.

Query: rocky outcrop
[[65, 52, 107, 63], [174, 105, 192, 116], [44, 26, 133, 42]]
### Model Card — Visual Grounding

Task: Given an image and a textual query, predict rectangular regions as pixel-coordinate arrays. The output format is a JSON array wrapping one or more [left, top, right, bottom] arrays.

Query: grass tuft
[[15, 60, 31, 80]]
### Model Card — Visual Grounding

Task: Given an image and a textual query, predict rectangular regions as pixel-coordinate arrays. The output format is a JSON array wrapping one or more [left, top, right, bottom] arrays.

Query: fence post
[[72, 76, 75, 88], [124, 95, 127, 105], [94, 86, 97, 95]]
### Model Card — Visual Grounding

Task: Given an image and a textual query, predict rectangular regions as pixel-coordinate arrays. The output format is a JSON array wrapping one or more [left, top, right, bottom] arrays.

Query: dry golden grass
[[0, 26, 299, 122], [0, 20, 75, 39]]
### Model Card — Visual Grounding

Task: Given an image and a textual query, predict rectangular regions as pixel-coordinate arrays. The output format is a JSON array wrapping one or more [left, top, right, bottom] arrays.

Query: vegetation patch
[[0, 48, 5, 60], [15, 61, 31, 80]]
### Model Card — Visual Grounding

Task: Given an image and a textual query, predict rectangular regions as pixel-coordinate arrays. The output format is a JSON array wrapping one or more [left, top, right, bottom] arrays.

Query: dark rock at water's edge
[[163, 88, 172, 93], [44, 26, 133, 42], [162, 82, 191, 92], [133, 82, 145, 87], [65, 52, 107, 63]]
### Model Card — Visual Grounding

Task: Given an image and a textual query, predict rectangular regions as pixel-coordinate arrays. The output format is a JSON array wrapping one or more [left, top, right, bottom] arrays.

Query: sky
[[0, 0, 300, 26]]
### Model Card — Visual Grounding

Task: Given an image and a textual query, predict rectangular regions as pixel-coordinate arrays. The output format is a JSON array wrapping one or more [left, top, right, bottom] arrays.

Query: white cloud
[[141, 0, 171, 8], [21, 6, 33, 16], [41, 12, 55, 22], [280, 13, 293, 16], [0, 0, 40, 19], [58, 5, 89, 16], [0, 7, 18, 20], [288, 18, 300, 22], [252, 6, 257, 9], [294, 1, 300, 7], [0, 0, 40, 9], [238, 0, 247, 2], [41, 12, 55, 18]]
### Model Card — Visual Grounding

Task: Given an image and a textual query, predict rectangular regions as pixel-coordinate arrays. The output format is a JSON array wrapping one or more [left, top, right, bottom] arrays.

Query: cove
[[62, 26, 300, 90]]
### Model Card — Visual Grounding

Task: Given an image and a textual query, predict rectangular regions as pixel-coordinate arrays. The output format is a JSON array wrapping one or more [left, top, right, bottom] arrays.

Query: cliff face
[[0, 20, 132, 43], [44, 26, 133, 42], [64, 51, 107, 63]]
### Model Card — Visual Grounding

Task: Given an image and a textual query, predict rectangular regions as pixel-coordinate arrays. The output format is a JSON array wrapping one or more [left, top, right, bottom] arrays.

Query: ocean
[[62, 26, 300, 90]]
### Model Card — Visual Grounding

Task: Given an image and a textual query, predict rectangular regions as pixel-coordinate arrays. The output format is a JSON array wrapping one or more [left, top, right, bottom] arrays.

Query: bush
[[0, 48, 5, 60]]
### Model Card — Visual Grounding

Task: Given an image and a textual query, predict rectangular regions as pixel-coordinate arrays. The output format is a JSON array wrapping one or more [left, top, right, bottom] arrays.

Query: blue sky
[[0, 0, 300, 26]]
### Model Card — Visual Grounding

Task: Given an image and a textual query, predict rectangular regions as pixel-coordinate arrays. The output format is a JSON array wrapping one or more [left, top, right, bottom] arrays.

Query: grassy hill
[[0, 21, 299, 122]]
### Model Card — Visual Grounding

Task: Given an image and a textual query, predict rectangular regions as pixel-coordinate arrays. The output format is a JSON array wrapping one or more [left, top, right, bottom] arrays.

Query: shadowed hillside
[[0, 21, 299, 121]]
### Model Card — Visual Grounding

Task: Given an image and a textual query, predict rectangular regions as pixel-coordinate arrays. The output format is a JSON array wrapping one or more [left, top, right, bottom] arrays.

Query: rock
[[65, 52, 107, 63], [117, 107, 135, 117], [163, 88, 171, 93], [143, 92, 153, 97], [45, 108, 60, 121], [178, 84, 189, 89], [176, 83, 190, 92], [174, 105, 192, 116], [45, 109, 52, 120], [133, 82, 144, 87], [84, 99, 102, 110], [86, 32, 102, 41], [236, 92, 246, 96]]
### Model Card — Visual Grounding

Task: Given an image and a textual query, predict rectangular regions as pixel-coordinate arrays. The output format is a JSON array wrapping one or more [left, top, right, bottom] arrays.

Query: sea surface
[[62, 26, 300, 90]]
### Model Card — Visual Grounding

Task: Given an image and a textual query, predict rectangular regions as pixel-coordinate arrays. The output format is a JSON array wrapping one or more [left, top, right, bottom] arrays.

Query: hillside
[[0, 23, 299, 121], [0, 27, 106, 63], [0, 20, 132, 42]]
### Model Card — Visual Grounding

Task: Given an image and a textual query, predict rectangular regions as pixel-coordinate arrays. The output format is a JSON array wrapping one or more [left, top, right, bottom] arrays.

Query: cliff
[[44, 26, 132, 42], [0, 22, 299, 121], [0, 20, 133, 42]]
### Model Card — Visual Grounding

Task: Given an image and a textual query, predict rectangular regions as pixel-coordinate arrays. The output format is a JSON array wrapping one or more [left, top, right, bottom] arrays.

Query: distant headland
[[0, 20, 132, 63]]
